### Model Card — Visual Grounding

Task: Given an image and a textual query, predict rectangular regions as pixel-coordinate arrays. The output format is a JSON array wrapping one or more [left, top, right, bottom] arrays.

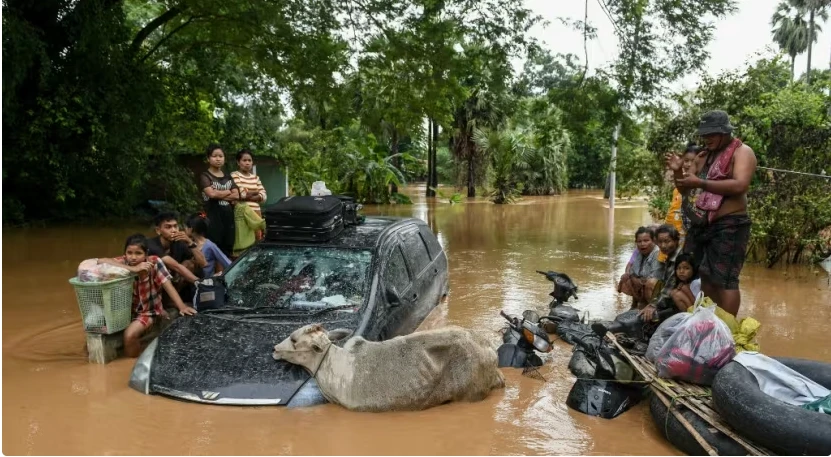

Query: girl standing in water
[[231, 149, 267, 240], [200, 144, 239, 256]]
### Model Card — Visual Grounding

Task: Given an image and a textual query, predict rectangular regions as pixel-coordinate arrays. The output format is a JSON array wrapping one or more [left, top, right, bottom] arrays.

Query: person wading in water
[[666, 110, 757, 317]]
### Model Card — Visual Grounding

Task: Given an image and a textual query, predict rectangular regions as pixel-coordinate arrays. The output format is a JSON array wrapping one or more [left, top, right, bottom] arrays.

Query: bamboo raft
[[606, 333, 772, 456]]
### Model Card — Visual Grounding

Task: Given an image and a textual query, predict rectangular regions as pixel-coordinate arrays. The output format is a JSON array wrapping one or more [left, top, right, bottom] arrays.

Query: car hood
[[139, 312, 360, 406]]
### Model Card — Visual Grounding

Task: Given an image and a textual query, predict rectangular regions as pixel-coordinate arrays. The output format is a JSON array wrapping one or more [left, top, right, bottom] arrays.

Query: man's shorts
[[684, 214, 751, 290]]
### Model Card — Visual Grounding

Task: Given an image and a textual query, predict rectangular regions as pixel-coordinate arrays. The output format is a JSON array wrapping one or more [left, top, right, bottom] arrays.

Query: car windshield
[[223, 246, 373, 311]]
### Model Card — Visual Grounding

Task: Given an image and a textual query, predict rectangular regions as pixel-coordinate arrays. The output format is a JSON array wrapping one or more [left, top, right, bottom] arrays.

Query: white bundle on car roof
[[310, 181, 332, 196]]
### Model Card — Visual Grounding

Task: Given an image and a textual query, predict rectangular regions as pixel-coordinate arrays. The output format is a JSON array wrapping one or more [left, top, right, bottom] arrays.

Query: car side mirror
[[386, 285, 402, 306]]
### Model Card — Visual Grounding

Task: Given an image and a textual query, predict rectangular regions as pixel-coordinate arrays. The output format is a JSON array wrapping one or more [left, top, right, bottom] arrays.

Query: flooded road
[[4, 189, 830, 455]]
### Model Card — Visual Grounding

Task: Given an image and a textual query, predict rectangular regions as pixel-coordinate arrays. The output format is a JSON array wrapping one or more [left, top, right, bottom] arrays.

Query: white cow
[[272, 324, 505, 412]]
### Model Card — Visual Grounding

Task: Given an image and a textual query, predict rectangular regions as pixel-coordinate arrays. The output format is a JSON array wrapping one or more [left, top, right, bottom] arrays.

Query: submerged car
[[129, 217, 449, 406]]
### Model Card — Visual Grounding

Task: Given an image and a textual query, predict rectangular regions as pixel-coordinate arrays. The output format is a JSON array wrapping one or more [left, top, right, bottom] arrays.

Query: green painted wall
[[256, 161, 288, 206]]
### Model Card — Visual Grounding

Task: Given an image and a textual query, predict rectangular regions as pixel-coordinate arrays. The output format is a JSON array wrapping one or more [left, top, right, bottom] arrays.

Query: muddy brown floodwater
[[3, 188, 830, 455]]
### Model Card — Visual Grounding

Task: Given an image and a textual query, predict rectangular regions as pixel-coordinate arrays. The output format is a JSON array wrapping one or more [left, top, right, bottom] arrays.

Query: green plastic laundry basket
[[69, 276, 134, 334]]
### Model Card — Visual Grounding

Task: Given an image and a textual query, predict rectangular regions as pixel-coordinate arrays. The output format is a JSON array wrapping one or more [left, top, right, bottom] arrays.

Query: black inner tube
[[649, 393, 748, 456], [712, 357, 831, 456]]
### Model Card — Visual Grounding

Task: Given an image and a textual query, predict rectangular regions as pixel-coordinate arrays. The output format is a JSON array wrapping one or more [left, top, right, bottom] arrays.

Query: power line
[[595, 0, 632, 47], [608, 141, 831, 181], [594, 0, 621, 35], [758, 166, 831, 180]]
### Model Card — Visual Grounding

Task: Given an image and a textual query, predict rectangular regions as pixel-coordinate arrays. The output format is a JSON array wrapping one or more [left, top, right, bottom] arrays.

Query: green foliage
[[473, 127, 527, 204], [2, 0, 748, 226], [647, 185, 673, 221], [274, 120, 411, 204], [2, 0, 540, 223], [435, 146, 457, 184], [509, 97, 571, 195], [451, 42, 521, 197], [428, 187, 463, 204], [603, 0, 738, 104], [743, 86, 831, 265], [540, 52, 632, 189]]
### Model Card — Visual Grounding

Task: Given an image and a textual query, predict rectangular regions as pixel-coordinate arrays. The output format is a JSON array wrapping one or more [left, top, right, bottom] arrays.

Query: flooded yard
[[3, 189, 830, 455]]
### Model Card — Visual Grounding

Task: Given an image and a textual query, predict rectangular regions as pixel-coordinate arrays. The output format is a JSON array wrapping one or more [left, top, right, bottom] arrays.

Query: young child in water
[[670, 253, 697, 312], [97, 234, 197, 357]]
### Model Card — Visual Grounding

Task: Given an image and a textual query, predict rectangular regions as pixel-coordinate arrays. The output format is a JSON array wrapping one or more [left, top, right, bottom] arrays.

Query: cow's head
[[272, 324, 352, 371]]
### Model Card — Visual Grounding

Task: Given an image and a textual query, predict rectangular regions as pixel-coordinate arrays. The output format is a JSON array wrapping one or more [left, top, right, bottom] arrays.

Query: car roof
[[258, 216, 424, 250]]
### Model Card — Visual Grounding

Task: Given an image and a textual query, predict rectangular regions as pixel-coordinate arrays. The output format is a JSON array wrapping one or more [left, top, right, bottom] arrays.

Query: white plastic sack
[[654, 302, 736, 385], [690, 278, 701, 297], [646, 312, 691, 362], [77, 259, 131, 283], [83, 306, 106, 330], [734, 352, 831, 405], [311, 181, 332, 196]]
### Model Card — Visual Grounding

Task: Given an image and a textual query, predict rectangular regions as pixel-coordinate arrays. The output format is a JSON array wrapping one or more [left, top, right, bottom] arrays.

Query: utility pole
[[609, 123, 620, 209], [426, 118, 435, 197], [609, 0, 640, 212]]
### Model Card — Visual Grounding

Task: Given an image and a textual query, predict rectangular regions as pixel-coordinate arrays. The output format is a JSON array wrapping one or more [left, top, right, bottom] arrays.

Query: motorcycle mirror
[[522, 310, 540, 323]]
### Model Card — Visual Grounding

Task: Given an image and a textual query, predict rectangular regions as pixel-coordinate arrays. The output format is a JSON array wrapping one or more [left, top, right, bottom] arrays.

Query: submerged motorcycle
[[534, 270, 602, 346], [496, 310, 553, 368], [536, 270, 581, 332], [533, 271, 644, 418]]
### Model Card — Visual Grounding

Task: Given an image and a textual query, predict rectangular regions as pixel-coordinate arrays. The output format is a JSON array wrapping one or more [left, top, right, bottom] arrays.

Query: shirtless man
[[665, 110, 757, 316]]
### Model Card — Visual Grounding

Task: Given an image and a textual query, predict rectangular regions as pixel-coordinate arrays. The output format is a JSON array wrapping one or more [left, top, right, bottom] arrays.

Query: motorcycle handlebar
[[500, 311, 520, 327]]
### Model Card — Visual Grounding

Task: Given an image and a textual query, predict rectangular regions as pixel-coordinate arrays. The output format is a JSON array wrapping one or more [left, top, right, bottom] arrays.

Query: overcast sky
[[525, 0, 831, 92]]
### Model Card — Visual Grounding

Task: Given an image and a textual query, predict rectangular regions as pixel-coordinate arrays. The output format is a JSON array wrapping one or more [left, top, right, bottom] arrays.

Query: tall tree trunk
[[391, 128, 399, 195], [791, 55, 796, 81], [426, 118, 435, 197], [808, 8, 816, 84], [431, 118, 439, 191], [467, 152, 476, 198]]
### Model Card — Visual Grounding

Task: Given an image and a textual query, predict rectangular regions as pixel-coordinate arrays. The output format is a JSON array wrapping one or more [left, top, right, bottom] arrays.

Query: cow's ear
[[327, 329, 353, 342]]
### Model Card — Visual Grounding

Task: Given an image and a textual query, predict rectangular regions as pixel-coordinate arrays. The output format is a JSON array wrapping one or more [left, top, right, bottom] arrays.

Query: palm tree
[[772, 1, 811, 80], [789, 0, 829, 83], [472, 127, 530, 204]]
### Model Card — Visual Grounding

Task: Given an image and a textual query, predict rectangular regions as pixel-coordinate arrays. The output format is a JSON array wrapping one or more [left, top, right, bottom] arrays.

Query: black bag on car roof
[[263, 195, 344, 242]]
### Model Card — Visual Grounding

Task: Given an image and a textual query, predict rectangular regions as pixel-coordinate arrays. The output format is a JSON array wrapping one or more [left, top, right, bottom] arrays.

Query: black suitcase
[[264, 196, 344, 242]]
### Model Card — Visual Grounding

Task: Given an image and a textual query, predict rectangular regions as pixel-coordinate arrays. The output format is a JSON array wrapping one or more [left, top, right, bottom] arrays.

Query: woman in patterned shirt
[[98, 234, 197, 357], [231, 149, 267, 240]]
